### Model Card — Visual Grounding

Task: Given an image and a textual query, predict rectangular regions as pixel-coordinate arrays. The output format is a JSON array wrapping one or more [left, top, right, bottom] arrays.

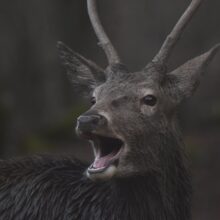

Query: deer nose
[[76, 115, 104, 133]]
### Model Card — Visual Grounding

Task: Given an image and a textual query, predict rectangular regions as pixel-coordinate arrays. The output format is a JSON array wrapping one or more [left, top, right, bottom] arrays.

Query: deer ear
[[57, 41, 105, 92], [165, 44, 220, 103]]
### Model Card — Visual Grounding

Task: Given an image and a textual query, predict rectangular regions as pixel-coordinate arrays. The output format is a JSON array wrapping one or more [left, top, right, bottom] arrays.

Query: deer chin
[[84, 134, 124, 181]]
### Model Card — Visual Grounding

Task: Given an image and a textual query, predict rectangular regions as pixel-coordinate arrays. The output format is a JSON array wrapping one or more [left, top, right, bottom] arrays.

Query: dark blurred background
[[0, 0, 219, 219]]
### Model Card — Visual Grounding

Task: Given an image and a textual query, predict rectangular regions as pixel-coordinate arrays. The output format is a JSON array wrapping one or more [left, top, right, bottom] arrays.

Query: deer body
[[0, 152, 190, 220], [0, 0, 219, 219]]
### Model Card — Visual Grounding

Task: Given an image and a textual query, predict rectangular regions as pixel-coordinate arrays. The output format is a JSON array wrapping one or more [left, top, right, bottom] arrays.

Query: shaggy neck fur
[[82, 157, 191, 220], [0, 140, 191, 220]]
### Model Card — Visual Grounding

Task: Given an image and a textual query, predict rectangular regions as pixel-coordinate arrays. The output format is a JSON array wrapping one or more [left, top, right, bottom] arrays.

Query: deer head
[[58, 0, 219, 181]]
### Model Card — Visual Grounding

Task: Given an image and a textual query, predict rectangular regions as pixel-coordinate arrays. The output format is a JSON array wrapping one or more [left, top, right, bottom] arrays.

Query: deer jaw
[[76, 118, 126, 181]]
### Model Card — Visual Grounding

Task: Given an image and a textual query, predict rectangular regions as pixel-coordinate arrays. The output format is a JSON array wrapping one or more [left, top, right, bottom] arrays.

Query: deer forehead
[[93, 79, 158, 99]]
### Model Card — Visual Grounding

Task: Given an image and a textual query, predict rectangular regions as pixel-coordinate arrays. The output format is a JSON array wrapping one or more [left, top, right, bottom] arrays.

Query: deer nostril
[[77, 115, 103, 133]]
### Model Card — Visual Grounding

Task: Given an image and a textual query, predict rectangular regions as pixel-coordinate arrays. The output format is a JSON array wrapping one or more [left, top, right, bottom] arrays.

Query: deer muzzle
[[76, 113, 125, 180]]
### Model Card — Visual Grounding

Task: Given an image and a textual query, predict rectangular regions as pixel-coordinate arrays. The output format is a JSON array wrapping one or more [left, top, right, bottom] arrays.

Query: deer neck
[[108, 137, 192, 220], [110, 172, 191, 219]]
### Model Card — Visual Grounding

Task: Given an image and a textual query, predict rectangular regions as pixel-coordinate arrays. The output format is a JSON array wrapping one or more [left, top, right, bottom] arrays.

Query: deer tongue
[[92, 152, 117, 169]]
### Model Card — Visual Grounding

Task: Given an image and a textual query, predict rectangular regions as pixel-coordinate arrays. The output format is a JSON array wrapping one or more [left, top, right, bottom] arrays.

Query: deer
[[0, 0, 219, 219]]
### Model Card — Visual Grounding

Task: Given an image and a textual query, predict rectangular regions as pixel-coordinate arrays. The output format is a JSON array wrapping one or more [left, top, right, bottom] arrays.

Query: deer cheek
[[140, 105, 156, 116]]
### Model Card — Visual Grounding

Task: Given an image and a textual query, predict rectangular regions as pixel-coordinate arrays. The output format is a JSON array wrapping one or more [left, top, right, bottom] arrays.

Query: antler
[[152, 0, 203, 66], [87, 0, 121, 65]]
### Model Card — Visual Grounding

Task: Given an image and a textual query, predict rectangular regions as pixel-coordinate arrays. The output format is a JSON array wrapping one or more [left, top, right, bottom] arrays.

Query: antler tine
[[152, 0, 203, 66], [87, 0, 121, 66]]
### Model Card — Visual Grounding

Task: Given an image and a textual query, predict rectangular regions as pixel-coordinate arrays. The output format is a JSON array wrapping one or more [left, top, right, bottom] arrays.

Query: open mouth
[[83, 133, 124, 174]]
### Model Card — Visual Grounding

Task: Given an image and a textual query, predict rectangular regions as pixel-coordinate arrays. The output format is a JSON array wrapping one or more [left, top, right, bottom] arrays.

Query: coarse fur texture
[[0, 153, 191, 220], [0, 0, 219, 219]]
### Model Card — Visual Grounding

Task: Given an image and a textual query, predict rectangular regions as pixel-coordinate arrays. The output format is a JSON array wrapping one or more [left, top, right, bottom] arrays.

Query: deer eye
[[91, 97, 96, 105], [142, 95, 157, 106]]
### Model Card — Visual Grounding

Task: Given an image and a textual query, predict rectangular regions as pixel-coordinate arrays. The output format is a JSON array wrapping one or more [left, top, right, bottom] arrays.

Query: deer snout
[[76, 114, 106, 135]]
